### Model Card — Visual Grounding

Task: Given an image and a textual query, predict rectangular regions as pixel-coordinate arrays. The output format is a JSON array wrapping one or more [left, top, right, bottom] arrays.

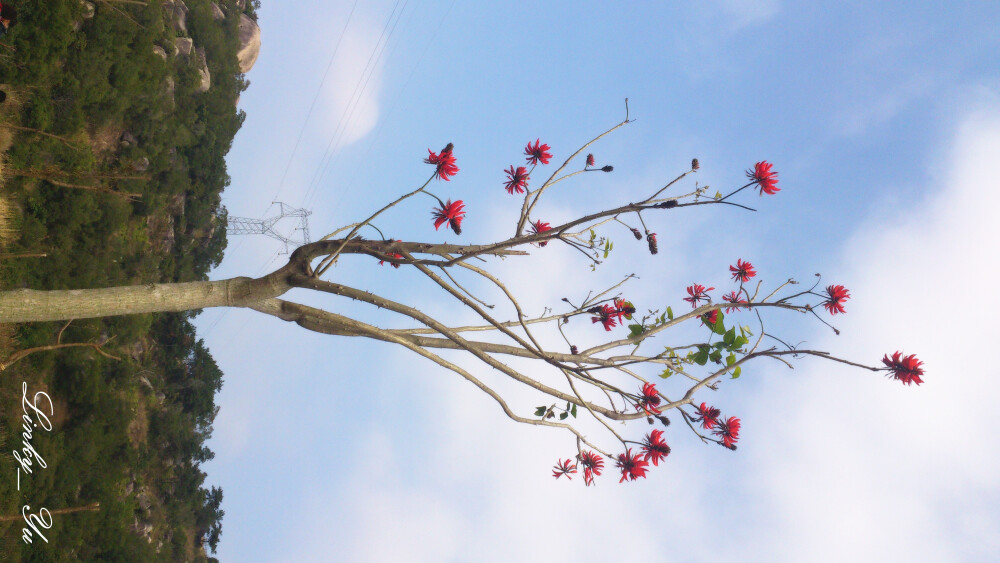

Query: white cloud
[[737, 109, 1000, 560]]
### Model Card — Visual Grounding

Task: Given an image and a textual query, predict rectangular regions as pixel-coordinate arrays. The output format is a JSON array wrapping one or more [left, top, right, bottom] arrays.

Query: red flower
[[552, 458, 577, 480], [822, 284, 850, 315], [637, 382, 662, 415], [530, 220, 552, 247], [723, 290, 748, 313], [746, 161, 779, 195], [616, 449, 650, 482], [431, 199, 466, 235], [503, 165, 530, 194], [524, 139, 553, 165], [579, 451, 604, 486], [424, 143, 459, 181], [730, 259, 757, 283], [701, 309, 719, 327], [586, 153, 595, 167], [684, 283, 715, 308], [882, 351, 925, 386], [692, 402, 720, 429], [647, 232, 658, 255], [591, 304, 617, 331], [713, 416, 741, 449], [613, 298, 636, 322], [378, 239, 403, 268], [641, 429, 671, 466]]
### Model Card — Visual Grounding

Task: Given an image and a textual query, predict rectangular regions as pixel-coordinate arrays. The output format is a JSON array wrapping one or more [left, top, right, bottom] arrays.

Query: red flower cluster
[[524, 139, 553, 165], [378, 240, 403, 268], [730, 259, 756, 283], [692, 402, 720, 429], [424, 143, 458, 181], [552, 458, 578, 480], [579, 451, 603, 486], [530, 220, 552, 246], [722, 290, 748, 313], [586, 153, 595, 167], [637, 382, 662, 415], [503, 165, 530, 194], [431, 200, 466, 235], [747, 161, 779, 195], [714, 416, 741, 449], [591, 304, 617, 331], [701, 309, 719, 327], [616, 449, 650, 483], [882, 351, 924, 386], [684, 284, 715, 307], [613, 298, 636, 322], [641, 429, 671, 466], [822, 284, 850, 315]]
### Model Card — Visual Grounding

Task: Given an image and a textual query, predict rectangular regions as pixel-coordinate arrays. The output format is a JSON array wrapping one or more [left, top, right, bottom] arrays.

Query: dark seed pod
[[646, 232, 658, 255], [631, 227, 642, 240], [570, 345, 579, 355], [586, 306, 602, 314], [727, 444, 738, 451], [656, 415, 671, 427], [655, 200, 679, 209], [442, 142, 454, 153], [450, 222, 462, 236], [601, 165, 614, 172], [691, 158, 700, 170], [647, 417, 655, 425]]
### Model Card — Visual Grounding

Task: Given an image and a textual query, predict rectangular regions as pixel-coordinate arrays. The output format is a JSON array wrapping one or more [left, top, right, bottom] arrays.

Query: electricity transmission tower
[[226, 202, 312, 254]]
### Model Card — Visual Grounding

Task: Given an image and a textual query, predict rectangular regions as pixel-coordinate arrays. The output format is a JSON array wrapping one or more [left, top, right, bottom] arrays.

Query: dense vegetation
[[0, 0, 252, 559]]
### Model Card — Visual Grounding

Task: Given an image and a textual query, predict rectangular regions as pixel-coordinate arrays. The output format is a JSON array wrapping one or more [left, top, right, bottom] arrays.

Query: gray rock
[[211, 2, 225, 20], [163, 0, 188, 34], [174, 37, 193, 58], [152, 45, 167, 60], [237, 14, 261, 73], [195, 47, 211, 92], [81, 1, 95, 19], [120, 131, 137, 148]]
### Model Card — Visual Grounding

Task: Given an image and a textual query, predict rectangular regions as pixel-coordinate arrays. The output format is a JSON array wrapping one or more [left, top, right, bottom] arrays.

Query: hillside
[[0, 1, 258, 560]]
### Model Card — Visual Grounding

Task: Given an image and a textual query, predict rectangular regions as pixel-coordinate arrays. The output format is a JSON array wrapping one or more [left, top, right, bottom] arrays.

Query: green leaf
[[666, 306, 674, 320], [659, 368, 673, 379], [726, 353, 736, 366], [571, 404, 578, 418], [534, 406, 547, 417], [629, 323, 645, 337], [733, 335, 748, 348], [714, 191, 722, 200], [694, 348, 709, 366], [724, 327, 736, 346], [559, 412, 568, 420], [709, 350, 722, 363], [731, 366, 742, 379]]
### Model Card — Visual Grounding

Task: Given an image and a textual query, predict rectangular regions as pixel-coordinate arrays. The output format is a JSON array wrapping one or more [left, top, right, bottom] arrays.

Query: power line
[[300, 0, 408, 210], [266, 0, 360, 214]]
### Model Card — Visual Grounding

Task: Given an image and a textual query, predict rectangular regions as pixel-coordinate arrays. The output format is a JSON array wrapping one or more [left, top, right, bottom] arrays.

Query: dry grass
[[0, 195, 15, 250]]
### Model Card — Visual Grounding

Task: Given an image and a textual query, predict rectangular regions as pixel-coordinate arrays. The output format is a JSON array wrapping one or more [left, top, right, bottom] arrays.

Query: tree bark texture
[[0, 276, 289, 323]]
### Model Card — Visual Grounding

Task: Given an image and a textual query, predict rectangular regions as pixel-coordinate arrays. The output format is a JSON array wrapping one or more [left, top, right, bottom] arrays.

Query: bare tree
[[0, 104, 923, 483]]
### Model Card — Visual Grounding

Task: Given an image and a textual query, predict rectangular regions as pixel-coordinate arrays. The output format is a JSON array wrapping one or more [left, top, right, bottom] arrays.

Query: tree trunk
[[0, 276, 290, 323]]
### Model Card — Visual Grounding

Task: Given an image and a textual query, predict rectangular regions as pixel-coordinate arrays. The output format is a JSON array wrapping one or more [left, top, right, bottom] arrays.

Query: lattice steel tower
[[226, 202, 312, 254]]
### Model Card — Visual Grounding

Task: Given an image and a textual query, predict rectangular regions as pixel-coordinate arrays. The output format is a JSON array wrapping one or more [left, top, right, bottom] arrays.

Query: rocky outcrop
[[210, 2, 225, 20], [81, 1, 95, 19], [194, 47, 211, 92], [120, 131, 138, 148], [173, 37, 193, 57], [163, 0, 189, 34], [152, 45, 167, 60], [237, 14, 261, 73]]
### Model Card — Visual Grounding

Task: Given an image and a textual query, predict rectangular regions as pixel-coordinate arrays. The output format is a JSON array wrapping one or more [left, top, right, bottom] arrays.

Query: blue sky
[[196, 2, 1000, 561]]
